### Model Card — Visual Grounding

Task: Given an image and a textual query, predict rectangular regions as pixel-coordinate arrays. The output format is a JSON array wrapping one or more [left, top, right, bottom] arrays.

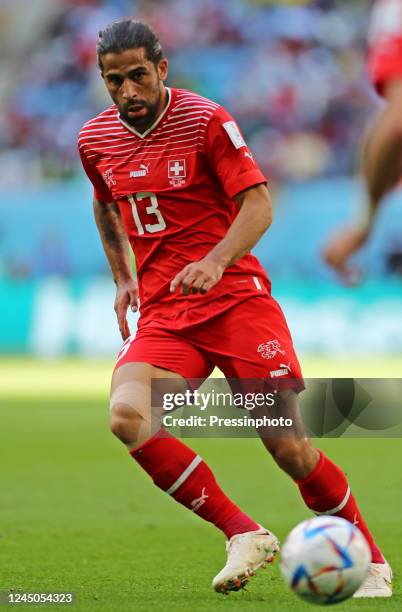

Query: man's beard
[[119, 91, 162, 132]]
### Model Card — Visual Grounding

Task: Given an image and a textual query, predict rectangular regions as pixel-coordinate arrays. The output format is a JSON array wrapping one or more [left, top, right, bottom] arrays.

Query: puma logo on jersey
[[244, 151, 254, 162], [130, 163, 150, 178]]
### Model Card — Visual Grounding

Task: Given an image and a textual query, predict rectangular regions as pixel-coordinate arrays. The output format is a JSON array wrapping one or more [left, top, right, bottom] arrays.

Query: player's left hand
[[323, 224, 370, 284], [170, 256, 225, 295]]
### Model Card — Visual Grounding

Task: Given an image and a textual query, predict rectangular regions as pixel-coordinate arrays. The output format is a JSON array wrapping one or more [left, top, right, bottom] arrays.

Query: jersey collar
[[118, 87, 172, 139]]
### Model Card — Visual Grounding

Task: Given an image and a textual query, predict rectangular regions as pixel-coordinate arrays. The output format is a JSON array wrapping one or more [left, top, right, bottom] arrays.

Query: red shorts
[[368, 36, 402, 95], [115, 294, 303, 391]]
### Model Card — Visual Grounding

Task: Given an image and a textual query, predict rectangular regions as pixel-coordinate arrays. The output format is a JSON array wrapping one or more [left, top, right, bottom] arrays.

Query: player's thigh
[[111, 328, 213, 423], [111, 361, 188, 422], [204, 295, 303, 385], [110, 361, 188, 445], [194, 296, 305, 440], [114, 327, 213, 380]]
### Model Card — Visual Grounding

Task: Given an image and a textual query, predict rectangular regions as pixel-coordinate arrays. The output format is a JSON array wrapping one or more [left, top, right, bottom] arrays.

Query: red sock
[[130, 430, 260, 540], [296, 451, 384, 563]]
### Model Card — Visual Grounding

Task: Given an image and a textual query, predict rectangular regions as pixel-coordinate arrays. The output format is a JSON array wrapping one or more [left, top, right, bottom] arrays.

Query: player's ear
[[157, 58, 168, 81]]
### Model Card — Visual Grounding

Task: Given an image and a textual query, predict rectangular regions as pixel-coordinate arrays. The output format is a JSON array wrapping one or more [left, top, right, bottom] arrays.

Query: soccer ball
[[280, 516, 371, 605]]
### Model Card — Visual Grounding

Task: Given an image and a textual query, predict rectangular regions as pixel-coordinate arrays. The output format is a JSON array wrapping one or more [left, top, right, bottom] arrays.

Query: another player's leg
[[110, 340, 279, 593]]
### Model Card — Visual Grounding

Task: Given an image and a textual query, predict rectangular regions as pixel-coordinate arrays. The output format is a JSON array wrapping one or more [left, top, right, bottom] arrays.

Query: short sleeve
[[368, 0, 402, 95], [78, 146, 114, 202], [368, 38, 402, 95], [203, 107, 267, 199]]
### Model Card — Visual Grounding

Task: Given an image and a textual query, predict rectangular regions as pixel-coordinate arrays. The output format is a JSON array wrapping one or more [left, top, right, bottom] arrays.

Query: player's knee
[[109, 402, 151, 446], [109, 377, 154, 446], [109, 402, 137, 443]]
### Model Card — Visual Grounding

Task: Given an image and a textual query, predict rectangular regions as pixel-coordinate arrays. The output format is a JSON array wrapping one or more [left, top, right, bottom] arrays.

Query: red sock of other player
[[130, 430, 260, 540], [296, 450, 384, 563]]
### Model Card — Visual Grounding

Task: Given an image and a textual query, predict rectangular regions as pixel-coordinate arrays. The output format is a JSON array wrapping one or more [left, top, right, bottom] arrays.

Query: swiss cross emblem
[[168, 159, 186, 186]]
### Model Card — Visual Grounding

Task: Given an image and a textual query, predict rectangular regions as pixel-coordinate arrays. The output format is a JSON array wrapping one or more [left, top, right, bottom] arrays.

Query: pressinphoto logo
[[168, 159, 186, 186]]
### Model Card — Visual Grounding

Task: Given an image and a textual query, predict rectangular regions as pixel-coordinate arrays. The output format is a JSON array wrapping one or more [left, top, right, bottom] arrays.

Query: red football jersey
[[78, 88, 270, 329], [368, 0, 402, 95]]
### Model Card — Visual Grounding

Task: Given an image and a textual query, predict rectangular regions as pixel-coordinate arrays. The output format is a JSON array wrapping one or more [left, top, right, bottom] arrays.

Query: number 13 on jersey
[[128, 192, 167, 235]]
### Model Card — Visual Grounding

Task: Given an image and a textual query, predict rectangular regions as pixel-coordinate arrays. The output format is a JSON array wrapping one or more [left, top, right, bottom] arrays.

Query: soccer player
[[78, 20, 391, 596], [325, 0, 402, 279]]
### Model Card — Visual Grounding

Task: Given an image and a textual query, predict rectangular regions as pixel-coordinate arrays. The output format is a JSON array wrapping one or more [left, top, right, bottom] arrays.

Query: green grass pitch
[[0, 357, 401, 611]]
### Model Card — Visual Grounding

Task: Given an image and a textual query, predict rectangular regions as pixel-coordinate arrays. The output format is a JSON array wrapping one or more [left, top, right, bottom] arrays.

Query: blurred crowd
[[0, 0, 376, 186]]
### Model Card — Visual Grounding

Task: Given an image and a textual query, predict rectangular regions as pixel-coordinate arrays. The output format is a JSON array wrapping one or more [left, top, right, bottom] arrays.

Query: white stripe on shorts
[[166, 455, 202, 495], [253, 276, 262, 290]]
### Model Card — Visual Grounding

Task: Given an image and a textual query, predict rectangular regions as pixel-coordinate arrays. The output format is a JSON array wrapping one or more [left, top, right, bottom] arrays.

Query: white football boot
[[353, 561, 393, 598], [212, 526, 280, 594]]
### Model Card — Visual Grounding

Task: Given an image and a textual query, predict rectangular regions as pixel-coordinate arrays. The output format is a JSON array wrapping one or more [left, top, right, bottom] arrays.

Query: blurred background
[[1, 0, 402, 362]]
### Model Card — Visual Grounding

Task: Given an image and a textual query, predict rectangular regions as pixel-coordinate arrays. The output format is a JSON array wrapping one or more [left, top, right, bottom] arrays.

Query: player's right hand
[[323, 224, 370, 284], [114, 278, 139, 340], [170, 256, 225, 296]]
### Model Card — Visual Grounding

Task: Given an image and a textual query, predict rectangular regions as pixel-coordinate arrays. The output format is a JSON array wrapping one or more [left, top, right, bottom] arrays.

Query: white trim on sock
[[314, 486, 351, 516], [166, 455, 202, 495]]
